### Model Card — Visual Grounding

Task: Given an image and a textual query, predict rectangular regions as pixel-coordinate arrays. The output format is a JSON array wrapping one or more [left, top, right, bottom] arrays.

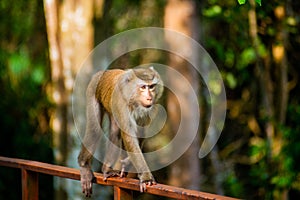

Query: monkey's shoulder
[[98, 69, 125, 86], [101, 69, 124, 80], [95, 69, 126, 111]]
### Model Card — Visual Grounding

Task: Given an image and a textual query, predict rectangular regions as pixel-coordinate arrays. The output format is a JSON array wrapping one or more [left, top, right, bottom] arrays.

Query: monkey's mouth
[[140, 102, 153, 108], [141, 101, 153, 108]]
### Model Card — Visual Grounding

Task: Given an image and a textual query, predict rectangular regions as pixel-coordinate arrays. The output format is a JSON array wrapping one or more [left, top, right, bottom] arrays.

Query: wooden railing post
[[114, 186, 133, 200], [21, 168, 39, 200]]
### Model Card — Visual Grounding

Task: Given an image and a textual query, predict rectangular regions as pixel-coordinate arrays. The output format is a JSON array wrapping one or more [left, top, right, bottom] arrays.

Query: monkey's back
[[96, 69, 125, 113]]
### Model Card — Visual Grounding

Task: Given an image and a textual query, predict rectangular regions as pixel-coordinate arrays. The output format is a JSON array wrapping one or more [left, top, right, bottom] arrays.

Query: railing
[[0, 156, 239, 200]]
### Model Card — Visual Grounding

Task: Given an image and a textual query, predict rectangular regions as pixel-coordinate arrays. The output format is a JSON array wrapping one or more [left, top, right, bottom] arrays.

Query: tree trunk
[[248, 0, 275, 159], [248, 0, 289, 199], [273, 5, 288, 125], [44, 0, 95, 198], [164, 0, 201, 190]]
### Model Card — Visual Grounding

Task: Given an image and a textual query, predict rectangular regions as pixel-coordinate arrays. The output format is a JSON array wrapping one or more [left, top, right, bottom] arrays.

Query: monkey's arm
[[121, 131, 156, 192]]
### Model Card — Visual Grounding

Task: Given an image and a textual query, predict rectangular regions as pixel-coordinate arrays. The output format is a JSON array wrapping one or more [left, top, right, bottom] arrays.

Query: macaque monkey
[[78, 66, 163, 197]]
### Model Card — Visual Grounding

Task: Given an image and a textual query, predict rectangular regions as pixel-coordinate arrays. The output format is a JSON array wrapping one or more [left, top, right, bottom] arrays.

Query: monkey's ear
[[149, 66, 154, 70], [122, 69, 136, 83]]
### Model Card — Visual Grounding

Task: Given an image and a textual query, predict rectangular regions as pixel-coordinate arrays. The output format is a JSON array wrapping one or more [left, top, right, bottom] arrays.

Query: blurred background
[[1, 0, 300, 199]]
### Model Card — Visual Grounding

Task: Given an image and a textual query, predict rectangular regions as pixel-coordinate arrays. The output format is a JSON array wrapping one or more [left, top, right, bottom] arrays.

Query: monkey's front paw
[[140, 179, 156, 192], [139, 172, 156, 192], [80, 167, 95, 197]]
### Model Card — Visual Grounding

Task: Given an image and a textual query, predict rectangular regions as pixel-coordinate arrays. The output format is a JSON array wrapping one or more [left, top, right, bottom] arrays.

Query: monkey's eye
[[139, 84, 156, 91], [140, 85, 147, 91], [149, 84, 156, 91]]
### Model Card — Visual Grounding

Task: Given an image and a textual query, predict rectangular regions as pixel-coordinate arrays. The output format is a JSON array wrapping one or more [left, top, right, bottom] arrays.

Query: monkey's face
[[138, 83, 157, 108], [119, 67, 163, 112]]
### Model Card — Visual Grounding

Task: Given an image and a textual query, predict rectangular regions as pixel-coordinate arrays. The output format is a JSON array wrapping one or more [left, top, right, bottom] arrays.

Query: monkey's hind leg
[[78, 71, 104, 197], [102, 116, 125, 180]]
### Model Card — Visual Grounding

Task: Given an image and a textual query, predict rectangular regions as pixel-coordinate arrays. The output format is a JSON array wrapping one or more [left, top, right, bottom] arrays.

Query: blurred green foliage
[[203, 0, 300, 199], [0, 0, 53, 199], [237, 0, 262, 6]]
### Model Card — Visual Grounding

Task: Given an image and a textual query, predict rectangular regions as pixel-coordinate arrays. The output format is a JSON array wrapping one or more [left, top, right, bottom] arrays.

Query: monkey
[[77, 66, 164, 197]]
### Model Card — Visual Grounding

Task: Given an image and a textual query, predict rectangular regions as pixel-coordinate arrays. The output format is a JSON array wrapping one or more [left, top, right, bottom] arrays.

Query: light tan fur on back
[[96, 69, 125, 113]]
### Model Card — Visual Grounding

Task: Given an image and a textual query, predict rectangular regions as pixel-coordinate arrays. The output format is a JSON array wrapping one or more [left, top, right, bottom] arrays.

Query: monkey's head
[[134, 67, 163, 108], [119, 66, 163, 110]]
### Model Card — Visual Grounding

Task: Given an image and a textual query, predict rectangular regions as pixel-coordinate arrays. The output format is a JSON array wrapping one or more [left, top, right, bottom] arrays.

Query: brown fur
[[78, 67, 163, 197], [96, 69, 124, 113]]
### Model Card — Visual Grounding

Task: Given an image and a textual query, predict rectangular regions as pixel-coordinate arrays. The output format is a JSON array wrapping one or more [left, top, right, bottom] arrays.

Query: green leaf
[[237, 0, 262, 6], [237, 0, 246, 5], [237, 47, 256, 70], [255, 0, 262, 6], [226, 73, 237, 89], [8, 48, 30, 77], [203, 5, 222, 17], [31, 66, 45, 84]]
